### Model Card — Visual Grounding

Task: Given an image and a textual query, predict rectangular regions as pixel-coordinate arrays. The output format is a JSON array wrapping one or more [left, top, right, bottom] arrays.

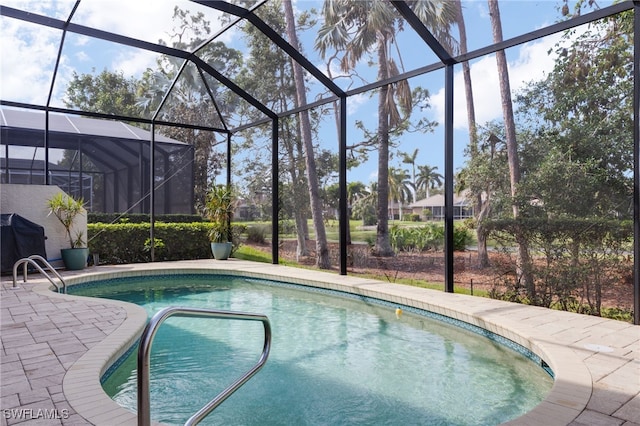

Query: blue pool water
[[71, 274, 553, 425]]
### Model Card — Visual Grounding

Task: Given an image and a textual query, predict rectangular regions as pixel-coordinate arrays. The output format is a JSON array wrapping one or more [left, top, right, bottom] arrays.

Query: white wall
[[1, 184, 88, 265]]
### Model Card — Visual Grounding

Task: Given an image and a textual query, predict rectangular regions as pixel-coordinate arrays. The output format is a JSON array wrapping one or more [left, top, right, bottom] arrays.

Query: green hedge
[[88, 213, 203, 224], [88, 222, 212, 264]]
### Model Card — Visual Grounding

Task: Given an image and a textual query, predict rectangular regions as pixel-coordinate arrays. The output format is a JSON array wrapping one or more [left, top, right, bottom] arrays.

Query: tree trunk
[[284, 122, 309, 258], [488, 0, 534, 295], [456, 0, 490, 268], [283, 0, 330, 268], [374, 38, 395, 257]]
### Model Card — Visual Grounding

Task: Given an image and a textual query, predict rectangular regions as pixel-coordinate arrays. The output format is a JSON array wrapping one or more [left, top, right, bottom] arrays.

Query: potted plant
[[204, 184, 237, 260], [47, 192, 89, 270]]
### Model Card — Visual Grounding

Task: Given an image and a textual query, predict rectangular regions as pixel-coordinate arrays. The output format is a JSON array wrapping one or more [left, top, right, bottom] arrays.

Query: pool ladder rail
[[137, 306, 272, 426], [12, 255, 66, 293]]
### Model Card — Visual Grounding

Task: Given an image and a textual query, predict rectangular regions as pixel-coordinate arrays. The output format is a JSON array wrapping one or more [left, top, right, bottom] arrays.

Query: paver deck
[[1, 260, 639, 425]]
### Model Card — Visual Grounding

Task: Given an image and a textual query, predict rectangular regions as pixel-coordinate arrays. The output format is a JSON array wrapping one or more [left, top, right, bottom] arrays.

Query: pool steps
[[137, 306, 271, 426]]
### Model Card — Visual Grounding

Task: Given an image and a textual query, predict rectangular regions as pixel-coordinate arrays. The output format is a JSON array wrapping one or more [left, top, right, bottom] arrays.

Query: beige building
[[407, 192, 474, 220]]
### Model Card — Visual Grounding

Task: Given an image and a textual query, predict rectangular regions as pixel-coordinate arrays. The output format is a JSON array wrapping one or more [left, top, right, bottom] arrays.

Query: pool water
[[72, 275, 553, 426]]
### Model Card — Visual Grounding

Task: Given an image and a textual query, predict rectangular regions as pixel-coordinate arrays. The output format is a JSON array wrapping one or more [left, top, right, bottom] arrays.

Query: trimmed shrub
[[453, 224, 472, 251], [247, 224, 270, 244], [88, 213, 203, 224], [88, 222, 211, 264], [278, 219, 296, 235], [403, 213, 421, 222]]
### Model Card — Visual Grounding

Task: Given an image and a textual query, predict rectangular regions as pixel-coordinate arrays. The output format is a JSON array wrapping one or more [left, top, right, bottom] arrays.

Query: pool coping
[[5, 259, 640, 425]]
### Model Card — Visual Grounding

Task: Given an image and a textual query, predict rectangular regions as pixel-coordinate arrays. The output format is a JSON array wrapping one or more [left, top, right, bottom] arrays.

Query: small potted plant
[[204, 184, 237, 260], [47, 192, 89, 270]]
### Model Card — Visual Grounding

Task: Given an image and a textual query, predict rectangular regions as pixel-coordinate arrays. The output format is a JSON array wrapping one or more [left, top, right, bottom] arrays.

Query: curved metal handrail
[[12, 256, 66, 293], [28, 255, 67, 290], [137, 306, 271, 426]]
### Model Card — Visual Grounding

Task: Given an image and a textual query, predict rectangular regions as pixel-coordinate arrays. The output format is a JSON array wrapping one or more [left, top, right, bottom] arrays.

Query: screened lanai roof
[[1, 0, 635, 130]]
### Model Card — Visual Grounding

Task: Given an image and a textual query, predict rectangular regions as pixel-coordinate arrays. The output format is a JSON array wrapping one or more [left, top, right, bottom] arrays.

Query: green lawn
[[233, 244, 488, 297], [240, 219, 476, 245]]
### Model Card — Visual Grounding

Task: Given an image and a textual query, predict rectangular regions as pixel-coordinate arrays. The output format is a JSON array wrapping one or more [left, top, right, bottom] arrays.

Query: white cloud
[[112, 50, 160, 77], [75, 51, 90, 62], [2, 0, 77, 19], [0, 18, 59, 104], [73, 0, 181, 46], [77, 0, 237, 78], [1, 0, 238, 107], [431, 32, 564, 130], [347, 93, 370, 116], [74, 0, 235, 47], [367, 169, 378, 184]]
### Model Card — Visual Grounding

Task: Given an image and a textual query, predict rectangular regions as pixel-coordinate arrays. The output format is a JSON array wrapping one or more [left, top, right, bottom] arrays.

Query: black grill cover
[[1, 213, 47, 274]]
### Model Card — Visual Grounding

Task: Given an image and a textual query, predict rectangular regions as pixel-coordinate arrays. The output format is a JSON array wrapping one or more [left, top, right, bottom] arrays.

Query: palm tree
[[347, 181, 368, 207], [388, 166, 414, 220], [316, 0, 456, 256], [283, 0, 330, 269], [416, 164, 443, 199], [488, 0, 534, 295], [400, 148, 419, 201], [453, 0, 489, 267]]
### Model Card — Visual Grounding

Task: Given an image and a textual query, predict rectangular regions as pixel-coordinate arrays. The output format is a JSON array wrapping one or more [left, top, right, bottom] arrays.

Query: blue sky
[[1, 0, 613, 193]]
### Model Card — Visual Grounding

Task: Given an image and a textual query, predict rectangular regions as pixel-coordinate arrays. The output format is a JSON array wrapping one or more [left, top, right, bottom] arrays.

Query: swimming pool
[[71, 273, 553, 426]]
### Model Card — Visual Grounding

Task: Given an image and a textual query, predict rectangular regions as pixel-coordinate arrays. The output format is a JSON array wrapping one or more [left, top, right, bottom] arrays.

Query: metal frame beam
[[633, 0, 639, 325], [339, 96, 348, 275], [192, 0, 346, 98], [390, 1, 455, 65], [444, 64, 454, 293]]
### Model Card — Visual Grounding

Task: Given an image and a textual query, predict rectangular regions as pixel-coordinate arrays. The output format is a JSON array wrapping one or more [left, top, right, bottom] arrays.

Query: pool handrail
[[12, 255, 66, 293], [137, 306, 272, 426]]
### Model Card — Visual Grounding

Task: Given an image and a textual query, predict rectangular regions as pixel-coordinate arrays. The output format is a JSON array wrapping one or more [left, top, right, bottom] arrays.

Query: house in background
[[1, 107, 195, 214], [408, 191, 474, 221]]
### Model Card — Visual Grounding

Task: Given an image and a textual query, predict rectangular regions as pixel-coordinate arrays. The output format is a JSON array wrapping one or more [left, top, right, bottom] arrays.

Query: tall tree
[[454, 0, 490, 267], [283, 0, 331, 269], [516, 10, 633, 218], [316, 0, 455, 256], [63, 69, 143, 210], [64, 69, 142, 118], [233, 1, 318, 260], [488, 0, 534, 295]]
